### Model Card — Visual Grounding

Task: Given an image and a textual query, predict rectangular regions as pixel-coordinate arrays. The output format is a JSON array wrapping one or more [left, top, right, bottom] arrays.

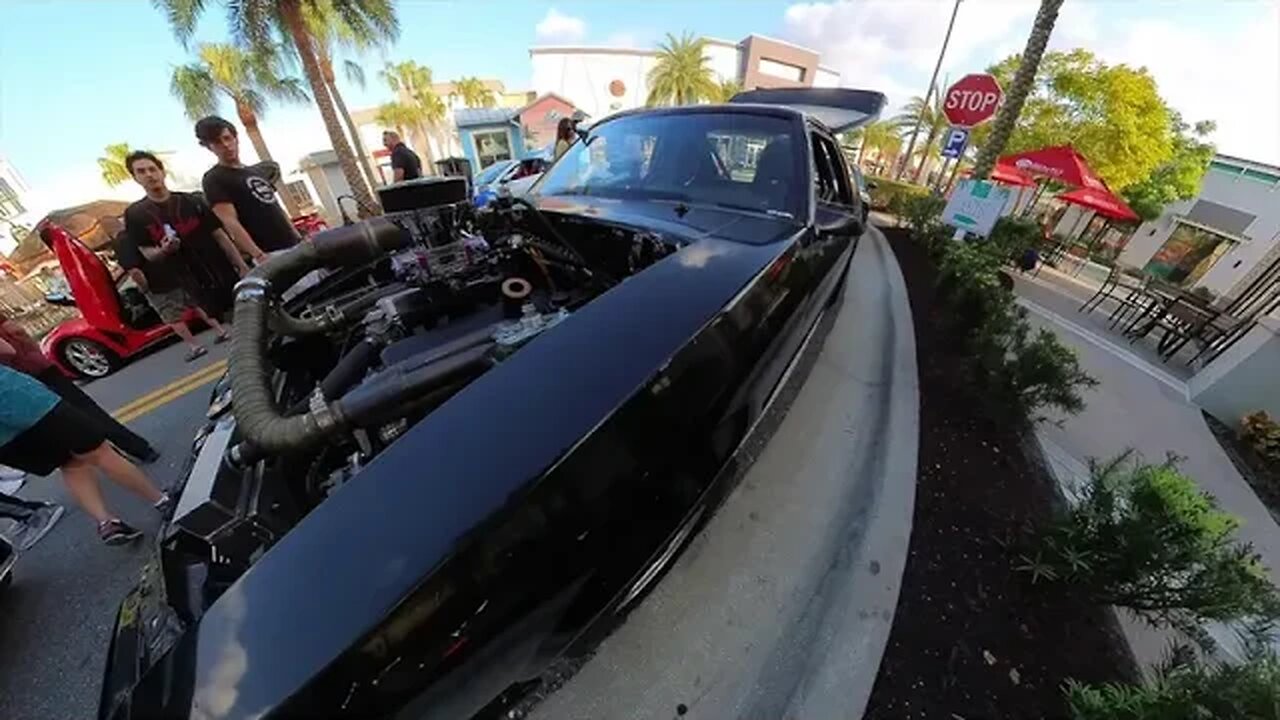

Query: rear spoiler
[[729, 88, 887, 133]]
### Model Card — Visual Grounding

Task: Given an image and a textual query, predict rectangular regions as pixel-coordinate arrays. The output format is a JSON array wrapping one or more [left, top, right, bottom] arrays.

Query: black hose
[[336, 343, 494, 426], [319, 337, 381, 400], [230, 219, 412, 455]]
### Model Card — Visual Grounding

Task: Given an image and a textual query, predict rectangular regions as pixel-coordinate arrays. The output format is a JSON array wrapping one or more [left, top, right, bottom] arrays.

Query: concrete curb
[[529, 227, 920, 719]]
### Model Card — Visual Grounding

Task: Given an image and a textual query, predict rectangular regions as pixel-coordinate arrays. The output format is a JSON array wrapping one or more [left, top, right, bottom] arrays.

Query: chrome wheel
[[62, 340, 113, 378]]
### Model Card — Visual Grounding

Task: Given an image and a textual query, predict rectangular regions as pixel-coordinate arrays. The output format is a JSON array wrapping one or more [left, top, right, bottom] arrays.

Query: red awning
[[998, 145, 1108, 190], [962, 162, 1036, 187], [1057, 186, 1139, 222]]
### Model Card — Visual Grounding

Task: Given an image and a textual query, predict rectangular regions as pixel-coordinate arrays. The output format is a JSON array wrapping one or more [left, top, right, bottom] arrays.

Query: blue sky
[[1, 0, 1276, 222]]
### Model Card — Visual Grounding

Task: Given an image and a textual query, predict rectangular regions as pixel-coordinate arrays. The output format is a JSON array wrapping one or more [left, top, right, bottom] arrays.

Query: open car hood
[[729, 87, 887, 133]]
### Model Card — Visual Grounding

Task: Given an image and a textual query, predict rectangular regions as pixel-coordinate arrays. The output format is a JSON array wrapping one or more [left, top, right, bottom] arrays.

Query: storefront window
[[473, 130, 513, 168], [1143, 222, 1234, 285]]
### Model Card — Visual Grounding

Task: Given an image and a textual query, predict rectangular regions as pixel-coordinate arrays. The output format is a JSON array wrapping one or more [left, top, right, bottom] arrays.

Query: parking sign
[[941, 127, 969, 159]]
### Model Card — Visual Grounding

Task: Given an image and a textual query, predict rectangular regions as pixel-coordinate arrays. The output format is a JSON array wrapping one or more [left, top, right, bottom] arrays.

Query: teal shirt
[[0, 365, 59, 447]]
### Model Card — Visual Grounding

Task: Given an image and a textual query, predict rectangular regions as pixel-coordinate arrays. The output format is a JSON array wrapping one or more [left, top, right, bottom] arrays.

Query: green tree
[[895, 93, 948, 184], [982, 48, 1175, 191], [711, 78, 743, 103], [451, 76, 496, 108], [972, 0, 1066, 179], [302, 0, 394, 195], [380, 60, 447, 167], [646, 32, 717, 106], [97, 143, 134, 187], [156, 0, 397, 218], [854, 120, 903, 171], [1121, 116, 1216, 220], [171, 42, 307, 215]]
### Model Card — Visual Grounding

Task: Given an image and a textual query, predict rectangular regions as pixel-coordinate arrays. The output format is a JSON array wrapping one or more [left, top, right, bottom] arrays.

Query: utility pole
[[895, 0, 962, 183]]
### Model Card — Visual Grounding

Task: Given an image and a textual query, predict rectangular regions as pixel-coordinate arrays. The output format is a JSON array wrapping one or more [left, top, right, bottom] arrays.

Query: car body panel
[[100, 104, 867, 720]]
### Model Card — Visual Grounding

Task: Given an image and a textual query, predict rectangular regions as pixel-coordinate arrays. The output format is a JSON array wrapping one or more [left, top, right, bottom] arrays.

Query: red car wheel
[[59, 338, 119, 379]]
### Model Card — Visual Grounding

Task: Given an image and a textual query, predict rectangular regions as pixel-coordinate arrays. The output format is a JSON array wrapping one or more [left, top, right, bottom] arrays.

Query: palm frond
[[645, 31, 716, 106], [152, 0, 207, 46], [343, 59, 366, 88], [170, 63, 219, 120]]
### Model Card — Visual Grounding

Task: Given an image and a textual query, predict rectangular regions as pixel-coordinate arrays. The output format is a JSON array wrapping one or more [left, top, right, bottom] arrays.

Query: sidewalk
[[1014, 275, 1280, 668]]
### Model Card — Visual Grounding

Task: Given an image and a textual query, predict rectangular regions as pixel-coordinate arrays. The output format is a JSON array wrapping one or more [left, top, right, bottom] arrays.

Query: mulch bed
[[1204, 412, 1280, 525], [863, 228, 1137, 720]]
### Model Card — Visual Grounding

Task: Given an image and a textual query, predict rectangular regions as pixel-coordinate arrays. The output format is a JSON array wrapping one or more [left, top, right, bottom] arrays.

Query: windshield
[[536, 112, 804, 218], [474, 160, 514, 186]]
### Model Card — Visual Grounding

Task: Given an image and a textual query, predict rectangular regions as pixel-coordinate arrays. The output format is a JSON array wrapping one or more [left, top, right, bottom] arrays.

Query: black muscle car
[[99, 88, 886, 720]]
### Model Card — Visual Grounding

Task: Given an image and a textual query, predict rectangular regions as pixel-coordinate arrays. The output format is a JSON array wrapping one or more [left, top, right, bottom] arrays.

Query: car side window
[[811, 132, 837, 204], [813, 133, 854, 207]]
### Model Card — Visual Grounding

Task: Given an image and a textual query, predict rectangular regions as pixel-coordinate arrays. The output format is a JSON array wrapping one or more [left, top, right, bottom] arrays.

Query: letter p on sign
[[943, 74, 1004, 128]]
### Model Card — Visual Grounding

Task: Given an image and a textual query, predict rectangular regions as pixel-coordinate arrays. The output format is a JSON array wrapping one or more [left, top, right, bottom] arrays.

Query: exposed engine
[[161, 180, 679, 621]]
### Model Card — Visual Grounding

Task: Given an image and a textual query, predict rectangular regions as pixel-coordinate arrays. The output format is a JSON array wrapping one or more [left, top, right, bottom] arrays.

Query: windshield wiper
[[709, 201, 795, 220]]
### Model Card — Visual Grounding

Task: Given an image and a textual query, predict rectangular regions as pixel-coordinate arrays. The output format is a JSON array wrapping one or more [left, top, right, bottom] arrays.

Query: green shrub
[[1022, 454, 1280, 629], [892, 196, 1097, 419], [868, 176, 929, 211], [1065, 640, 1280, 720], [1241, 411, 1280, 463], [1003, 325, 1099, 418], [987, 216, 1046, 261]]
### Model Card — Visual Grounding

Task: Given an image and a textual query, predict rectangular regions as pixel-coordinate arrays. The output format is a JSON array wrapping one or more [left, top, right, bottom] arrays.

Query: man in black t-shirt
[[121, 151, 247, 360], [196, 116, 301, 258], [383, 130, 423, 181]]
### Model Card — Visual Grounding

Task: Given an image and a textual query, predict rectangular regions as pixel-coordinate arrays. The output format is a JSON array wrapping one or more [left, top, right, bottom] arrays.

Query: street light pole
[[894, 0, 962, 183]]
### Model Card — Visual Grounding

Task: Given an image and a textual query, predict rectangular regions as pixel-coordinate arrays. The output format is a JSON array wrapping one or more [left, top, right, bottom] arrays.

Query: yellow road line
[[111, 359, 228, 424]]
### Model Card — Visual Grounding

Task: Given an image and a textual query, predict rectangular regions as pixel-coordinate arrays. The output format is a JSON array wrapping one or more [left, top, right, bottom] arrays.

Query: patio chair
[[1105, 272, 1157, 331], [1079, 264, 1144, 313], [1180, 311, 1252, 365]]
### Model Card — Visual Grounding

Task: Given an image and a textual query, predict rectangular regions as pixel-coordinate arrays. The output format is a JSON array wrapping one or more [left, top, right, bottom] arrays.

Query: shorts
[[147, 287, 198, 324], [0, 401, 106, 477]]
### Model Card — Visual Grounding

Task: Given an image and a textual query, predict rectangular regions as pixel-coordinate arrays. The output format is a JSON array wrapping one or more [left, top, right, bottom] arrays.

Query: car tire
[[59, 338, 119, 379]]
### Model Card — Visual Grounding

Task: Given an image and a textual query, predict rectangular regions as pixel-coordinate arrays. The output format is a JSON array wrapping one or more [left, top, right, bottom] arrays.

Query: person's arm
[[213, 227, 252, 276], [0, 336, 16, 363], [211, 203, 267, 262], [127, 268, 149, 292]]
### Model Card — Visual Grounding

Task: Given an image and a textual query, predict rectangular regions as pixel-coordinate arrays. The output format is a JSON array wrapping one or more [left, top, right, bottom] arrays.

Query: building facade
[[529, 34, 840, 120], [0, 155, 35, 256], [1120, 154, 1280, 302]]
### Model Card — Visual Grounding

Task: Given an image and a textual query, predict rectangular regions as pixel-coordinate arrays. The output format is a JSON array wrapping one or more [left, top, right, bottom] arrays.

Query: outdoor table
[[1124, 278, 1221, 360]]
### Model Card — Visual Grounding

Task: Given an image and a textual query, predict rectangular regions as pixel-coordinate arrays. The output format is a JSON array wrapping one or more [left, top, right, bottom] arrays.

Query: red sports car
[[36, 223, 200, 379]]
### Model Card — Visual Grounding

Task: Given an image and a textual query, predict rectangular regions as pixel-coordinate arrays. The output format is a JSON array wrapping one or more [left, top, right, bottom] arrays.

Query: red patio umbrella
[[1057, 186, 1139, 222], [989, 162, 1036, 187], [998, 145, 1108, 190]]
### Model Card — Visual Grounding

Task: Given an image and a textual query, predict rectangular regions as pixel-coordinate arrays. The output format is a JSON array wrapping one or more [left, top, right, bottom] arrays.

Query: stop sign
[[943, 74, 1003, 127]]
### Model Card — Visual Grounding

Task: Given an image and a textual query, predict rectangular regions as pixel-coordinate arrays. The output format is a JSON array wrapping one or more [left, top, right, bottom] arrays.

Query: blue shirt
[[0, 365, 59, 448]]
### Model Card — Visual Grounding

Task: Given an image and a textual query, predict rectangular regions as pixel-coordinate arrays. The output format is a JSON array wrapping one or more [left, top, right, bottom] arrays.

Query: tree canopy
[[452, 77, 496, 108], [983, 49, 1209, 193], [97, 143, 133, 187], [646, 32, 717, 106], [1120, 116, 1216, 221]]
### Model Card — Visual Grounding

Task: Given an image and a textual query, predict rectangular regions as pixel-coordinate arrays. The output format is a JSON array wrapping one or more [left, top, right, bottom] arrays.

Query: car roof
[[595, 103, 809, 128]]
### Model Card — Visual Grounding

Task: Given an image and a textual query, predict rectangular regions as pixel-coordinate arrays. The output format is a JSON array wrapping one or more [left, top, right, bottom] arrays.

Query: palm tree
[[451, 77, 496, 108], [375, 102, 426, 141], [98, 143, 135, 187], [302, 0, 391, 194], [156, 0, 397, 218], [646, 32, 717, 106], [855, 121, 903, 170], [381, 60, 447, 167], [894, 92, 948, 184], [972, 0, 1066, 179], [712, 78, 743, 103]]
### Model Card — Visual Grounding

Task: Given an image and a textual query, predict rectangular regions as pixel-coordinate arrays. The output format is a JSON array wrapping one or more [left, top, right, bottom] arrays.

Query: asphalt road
[[0, 333, 229, 720]]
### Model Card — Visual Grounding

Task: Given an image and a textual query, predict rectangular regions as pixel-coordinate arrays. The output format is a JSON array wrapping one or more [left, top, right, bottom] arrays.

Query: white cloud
[[1103, 12, 1279, 164], [780, 0, 1280, 164], [535, 8, 587, 44], [782, 0, 1035, 114]]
